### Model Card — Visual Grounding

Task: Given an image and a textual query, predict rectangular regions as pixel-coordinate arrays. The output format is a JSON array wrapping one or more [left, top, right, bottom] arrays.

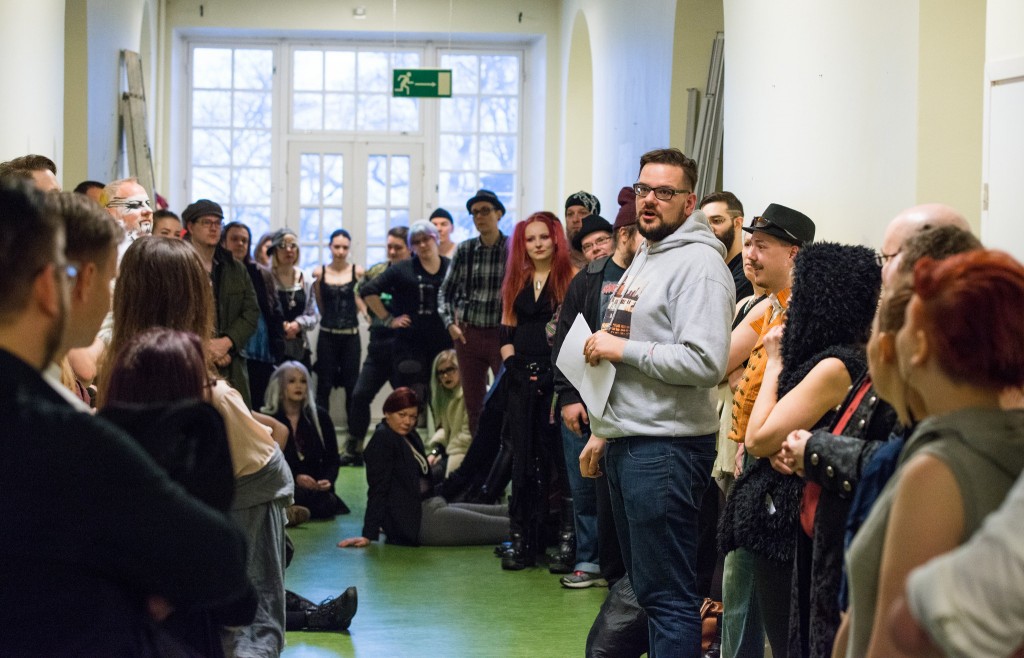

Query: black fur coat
[[718, 242, 881, 566]]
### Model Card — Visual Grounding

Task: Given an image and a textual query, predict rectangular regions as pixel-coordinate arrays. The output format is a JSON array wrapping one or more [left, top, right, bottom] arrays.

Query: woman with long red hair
[[498, 211, 576, 570]]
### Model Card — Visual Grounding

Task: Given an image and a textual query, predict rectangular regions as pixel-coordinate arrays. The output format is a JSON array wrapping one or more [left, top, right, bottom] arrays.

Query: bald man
[[877, 203, 970, 283]]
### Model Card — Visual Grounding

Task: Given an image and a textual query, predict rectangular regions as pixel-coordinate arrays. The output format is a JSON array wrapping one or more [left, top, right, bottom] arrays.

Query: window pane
[[366, 155, 387, 206], [232, 168, 271, 206], [293, 50, 324, 91], [390, 209, 409, 227], [233, 206, 271, 238], [480, 55, 518, 94], [479, 135, 516, 170], [300, 207, 320, 242], [233, 92, 272, 129], [299, 154, 321, 205], [356, 94, 388, 131], [358, 52, 389, 92], [479, 96, 518, 133], [440, 134, 477, 170], [193, 48, 232, 88], [440, 97, 477, 132], [443, 54, 479, 94], [324, 93, 356, 131], [192, 166, 230, 202], [390, 97, 419, 132], [392, 51, 421, 69], [366, 246, 385, 267], [322, 208, 343, 235], [193, 90, 232, 127], [322, 154, 344, 205], [389, 156, 410, 207], [234, 49, 273, 90], [293, 92, 323, 130], [300, 245, 320, 270], [325, 51, 356, 91], [480, 172, 515, 203], [365, 208, 387, 244], [192, 129, 232, 166], [438, 171, 478, 214], [233, 129, 272, 168]]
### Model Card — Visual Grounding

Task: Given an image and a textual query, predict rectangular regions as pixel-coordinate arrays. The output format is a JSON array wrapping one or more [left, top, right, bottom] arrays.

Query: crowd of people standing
[[3, 149, 1024, 658]]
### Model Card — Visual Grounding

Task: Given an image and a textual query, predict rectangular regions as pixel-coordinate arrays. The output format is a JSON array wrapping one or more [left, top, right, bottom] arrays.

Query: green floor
[[282, 465, 606, 657]]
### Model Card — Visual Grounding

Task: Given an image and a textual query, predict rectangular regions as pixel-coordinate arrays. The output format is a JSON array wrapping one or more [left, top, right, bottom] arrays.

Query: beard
[[715, 224, 736, 251], [637, 214, 684, 242]]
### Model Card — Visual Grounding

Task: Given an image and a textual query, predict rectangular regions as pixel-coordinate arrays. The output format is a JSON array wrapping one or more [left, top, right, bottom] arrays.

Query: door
[[287, 141, 424, 270]]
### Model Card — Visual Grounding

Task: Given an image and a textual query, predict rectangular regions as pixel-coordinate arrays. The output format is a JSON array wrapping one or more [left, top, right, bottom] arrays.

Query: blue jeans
[[560, 421, 599, 573], [606, 434, 716, 658], [722, 547, 765, 658]]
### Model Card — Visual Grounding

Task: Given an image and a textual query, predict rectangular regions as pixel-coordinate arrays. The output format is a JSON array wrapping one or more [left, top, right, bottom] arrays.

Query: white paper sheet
[[555, 313, 616, 418]]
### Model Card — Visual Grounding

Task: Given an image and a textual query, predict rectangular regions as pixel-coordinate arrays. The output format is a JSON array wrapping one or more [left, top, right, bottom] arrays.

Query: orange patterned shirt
[[728, 288, 791, 443]]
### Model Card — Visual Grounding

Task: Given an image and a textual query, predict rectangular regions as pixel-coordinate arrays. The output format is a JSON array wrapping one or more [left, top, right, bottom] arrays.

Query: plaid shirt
[[438, 233, 508, 328]]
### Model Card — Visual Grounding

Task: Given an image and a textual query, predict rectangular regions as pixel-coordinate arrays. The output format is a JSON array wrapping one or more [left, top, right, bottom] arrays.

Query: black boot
[[501, 532, 535, 571], [548, 497, 576, 574], [339, 438, 364, 467], [285, 590, 317, 612], [304, 586, 358, 632]]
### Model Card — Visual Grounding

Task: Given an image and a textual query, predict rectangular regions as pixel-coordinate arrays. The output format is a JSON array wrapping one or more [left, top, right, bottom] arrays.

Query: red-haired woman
[[498, 211, 576, 570], [837, 249, 1024, 657]]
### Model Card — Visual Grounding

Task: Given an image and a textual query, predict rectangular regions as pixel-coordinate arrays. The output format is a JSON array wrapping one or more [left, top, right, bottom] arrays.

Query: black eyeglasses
[[633, 183, 691, 202], [470, 206, 496, 218], [436, 366, 459, 378], [751, 216, 801, 245]]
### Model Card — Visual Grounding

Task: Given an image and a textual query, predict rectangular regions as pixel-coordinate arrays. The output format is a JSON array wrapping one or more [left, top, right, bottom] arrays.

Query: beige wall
[[561, 11, 595, 202], [669, 0, 723, 159], [916, 0, 986, 229]]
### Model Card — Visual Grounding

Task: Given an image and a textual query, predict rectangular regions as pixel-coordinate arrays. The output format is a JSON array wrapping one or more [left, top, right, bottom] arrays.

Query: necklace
[[534, 273, 548, 291]]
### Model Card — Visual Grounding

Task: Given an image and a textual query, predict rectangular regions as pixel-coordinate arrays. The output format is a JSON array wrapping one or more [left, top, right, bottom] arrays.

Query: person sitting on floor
[[262, 360, 351, 520], [338, 387, 510, 547], [427, 349, 473, 477]]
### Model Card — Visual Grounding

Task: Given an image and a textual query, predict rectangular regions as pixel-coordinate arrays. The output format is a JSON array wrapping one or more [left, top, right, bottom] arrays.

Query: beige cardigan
[[429, 388, 473, 476]]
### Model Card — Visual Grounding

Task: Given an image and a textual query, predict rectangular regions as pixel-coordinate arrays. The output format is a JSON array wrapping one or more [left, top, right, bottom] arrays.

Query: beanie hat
[[613, 186, 638, 230], [429, 207, 453, 222], [565, 191, 601, 216], [572, 214, 614, 251]]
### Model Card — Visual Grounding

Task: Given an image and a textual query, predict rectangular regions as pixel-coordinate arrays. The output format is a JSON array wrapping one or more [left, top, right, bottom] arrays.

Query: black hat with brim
[[465, 189, 505, 215], [743, 203, 815, 246]]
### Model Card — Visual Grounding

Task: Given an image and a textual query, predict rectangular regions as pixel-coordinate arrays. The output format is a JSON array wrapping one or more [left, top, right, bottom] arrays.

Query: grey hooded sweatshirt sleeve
[[589, 209, 735, 439]]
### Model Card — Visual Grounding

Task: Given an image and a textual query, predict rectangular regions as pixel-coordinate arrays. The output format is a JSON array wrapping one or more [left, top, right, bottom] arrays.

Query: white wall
[[561, 0, 678, 206], [722, 0, 919, 247], [0, 0, 66, 177]]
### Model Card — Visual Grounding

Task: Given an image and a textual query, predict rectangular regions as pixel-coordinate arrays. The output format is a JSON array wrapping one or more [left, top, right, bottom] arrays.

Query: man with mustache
[[721, 202, 815, 657]]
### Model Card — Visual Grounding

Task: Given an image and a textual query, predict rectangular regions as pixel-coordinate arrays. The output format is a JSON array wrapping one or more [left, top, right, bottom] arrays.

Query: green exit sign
[[392, 69, 452, 98]]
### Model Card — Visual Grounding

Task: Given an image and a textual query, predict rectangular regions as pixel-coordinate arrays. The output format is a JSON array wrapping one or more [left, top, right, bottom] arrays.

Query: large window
[[438, 52, 520, 240], [291, 48, 422, 133], [186, 42, 522, 265], [190, 47, 274, 240]]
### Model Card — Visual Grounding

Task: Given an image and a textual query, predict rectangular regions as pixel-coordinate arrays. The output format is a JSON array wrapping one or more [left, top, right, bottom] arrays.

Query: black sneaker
[[305, 586, 358, 631]]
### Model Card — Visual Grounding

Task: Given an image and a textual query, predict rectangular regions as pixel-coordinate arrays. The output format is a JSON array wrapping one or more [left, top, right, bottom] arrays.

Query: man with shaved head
[[877, 203, 971, 283]]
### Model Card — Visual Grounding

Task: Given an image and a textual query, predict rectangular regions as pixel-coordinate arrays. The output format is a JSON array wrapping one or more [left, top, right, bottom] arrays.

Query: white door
[[983, 74, 1024, 261], [287, 141, 424, 269]]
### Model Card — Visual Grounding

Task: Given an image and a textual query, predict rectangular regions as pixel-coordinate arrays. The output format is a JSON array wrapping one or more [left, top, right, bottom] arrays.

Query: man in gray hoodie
[[580, 148, 735, 657]]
